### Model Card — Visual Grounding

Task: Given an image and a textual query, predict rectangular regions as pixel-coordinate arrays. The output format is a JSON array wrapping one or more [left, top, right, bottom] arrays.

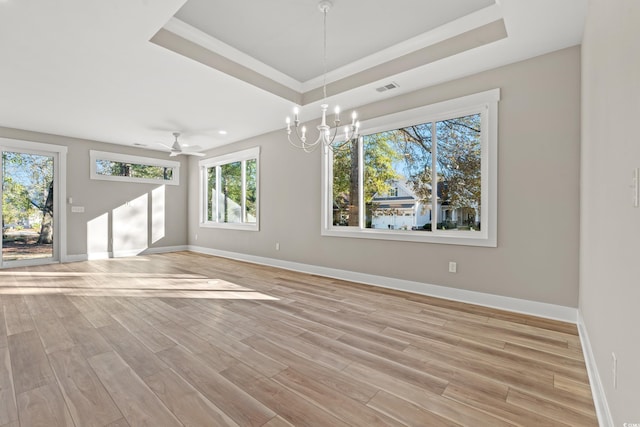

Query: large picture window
[[323, 89, 498, 246], [199, 147, 259, 230]]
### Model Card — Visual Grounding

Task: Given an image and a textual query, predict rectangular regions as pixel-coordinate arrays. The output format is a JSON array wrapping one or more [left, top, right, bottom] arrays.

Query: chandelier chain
[[285, 0, 360, 152], [322, 6, 328, 101]]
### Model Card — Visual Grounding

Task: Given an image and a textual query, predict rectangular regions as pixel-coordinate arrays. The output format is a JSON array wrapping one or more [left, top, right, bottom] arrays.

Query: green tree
[[2, 152, 54, 242], [332, 137, 400, 226], [96, 160, 172, 180], [394, 114, 482, 211], [2, 176, 34, 226], [220, 161, 242, 223]]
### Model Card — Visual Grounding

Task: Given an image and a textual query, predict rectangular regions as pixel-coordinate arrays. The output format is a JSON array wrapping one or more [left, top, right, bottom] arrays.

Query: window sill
[[321, 227, 496, 247], [199, 222, 259, 232]]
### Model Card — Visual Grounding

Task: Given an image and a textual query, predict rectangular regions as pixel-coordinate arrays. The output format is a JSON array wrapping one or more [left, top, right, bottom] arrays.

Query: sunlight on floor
[[0, 271, 279, 300]]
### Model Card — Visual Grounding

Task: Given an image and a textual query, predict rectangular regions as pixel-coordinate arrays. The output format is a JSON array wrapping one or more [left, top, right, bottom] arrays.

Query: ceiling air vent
[[376, 82, 399, 93]]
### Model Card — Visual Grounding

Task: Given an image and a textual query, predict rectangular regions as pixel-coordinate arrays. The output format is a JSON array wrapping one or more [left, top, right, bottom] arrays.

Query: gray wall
[[581, 0, 640, 422], [0, 127, 189, 258], [188, 46, 581, 308]]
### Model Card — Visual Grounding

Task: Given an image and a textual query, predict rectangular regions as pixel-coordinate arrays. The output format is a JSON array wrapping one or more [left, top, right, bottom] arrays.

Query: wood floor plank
[[273, 367, 405, 427], [188, 323, 287, 377], [156, 345, 274, 426], [0, 252, 598, 426], [70, 296, 115, 328], [0, 347, 17, 426], [506, 388, 598, 425], [242, 335, 378, 404], [368, 390, 462, 427], [58, 313, 112, 358], [0, 307, 9, 350], [32, 315, 75, 355], [48, 346, 123, 427], [104, 418, 130, 427], [2, 296, 35, 336], [7, 330, 55, 395], [342, 361, 515, 427], [111, 310, 177, 353], [262, 416, 295, 427], [97, 322, 167, 379], [144, 368, 240, 427], [220, 362, 351, 427], [16, 383, 74, 427], [297, 331, 450, 394], [442, 381, 569, 426], [88, 351, 182, 427]]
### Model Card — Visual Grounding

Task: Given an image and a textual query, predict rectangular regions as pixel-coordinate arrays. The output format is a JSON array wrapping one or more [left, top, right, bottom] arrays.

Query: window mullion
[[241, 160, 247, 223], [431, 121, 438, 233], [358, 136, 365, 230], [215, 166, 221, 223]]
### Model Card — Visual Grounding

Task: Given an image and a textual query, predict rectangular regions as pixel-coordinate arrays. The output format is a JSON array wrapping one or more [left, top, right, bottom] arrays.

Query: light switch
[[71, 206, 85, 213]]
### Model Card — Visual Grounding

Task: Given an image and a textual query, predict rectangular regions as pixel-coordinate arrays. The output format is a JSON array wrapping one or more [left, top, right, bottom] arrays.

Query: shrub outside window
[[322, 89, 498, 247], [200, 147, 259, 230]]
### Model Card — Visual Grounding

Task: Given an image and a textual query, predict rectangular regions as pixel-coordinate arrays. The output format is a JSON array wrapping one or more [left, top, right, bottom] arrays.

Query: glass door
[[1, 149, 57, 266]]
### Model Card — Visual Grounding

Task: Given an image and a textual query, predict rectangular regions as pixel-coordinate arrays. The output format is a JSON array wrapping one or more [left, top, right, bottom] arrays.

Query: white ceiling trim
[[163, 3, 504, 95], [163, 17, 303, 92], [301, 3, 504, 92]]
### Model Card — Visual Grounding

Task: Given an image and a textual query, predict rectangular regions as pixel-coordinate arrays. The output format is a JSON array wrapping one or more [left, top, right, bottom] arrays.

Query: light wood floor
[[0, 251, 597, 426]]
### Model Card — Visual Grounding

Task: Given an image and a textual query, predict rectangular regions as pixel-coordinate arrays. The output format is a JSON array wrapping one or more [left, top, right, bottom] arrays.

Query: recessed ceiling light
[[218, 130, 227, 135]]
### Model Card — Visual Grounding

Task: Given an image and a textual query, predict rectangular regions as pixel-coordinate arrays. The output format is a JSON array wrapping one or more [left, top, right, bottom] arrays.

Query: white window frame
[[322, 88, 499, 247], [90, 150, 180, 185], [199, 146, 260, 231]]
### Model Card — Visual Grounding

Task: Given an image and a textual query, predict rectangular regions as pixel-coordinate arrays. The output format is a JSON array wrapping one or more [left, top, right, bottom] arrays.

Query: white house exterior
[[369, 179, 479, 230]]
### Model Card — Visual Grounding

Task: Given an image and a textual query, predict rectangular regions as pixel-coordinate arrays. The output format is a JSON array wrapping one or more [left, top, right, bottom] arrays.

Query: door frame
[[0, 138, 67, 268]]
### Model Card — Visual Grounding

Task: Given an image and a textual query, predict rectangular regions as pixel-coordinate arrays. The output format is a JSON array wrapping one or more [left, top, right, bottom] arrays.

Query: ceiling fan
[[161, 132, 205, 157]]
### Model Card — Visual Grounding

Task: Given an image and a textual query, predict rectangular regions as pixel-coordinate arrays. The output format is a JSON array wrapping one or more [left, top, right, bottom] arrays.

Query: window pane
[[95, 160, 171, 181], [219, 161, 242, 223], [245, 159, 257, 223], [436, 114, 482, 231], [332, 140, 359, 227], [207, 166, 216, 222], [363, 125, 434, 231]]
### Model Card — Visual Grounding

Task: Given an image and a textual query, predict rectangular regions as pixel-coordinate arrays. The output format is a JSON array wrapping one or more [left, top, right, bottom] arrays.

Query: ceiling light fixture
[[285, 0, 360, 153]]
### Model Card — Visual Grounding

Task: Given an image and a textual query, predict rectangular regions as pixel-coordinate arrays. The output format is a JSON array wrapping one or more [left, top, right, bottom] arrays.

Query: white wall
[[580, 0, 640, 423], [188, 46, 582, 309], [0, 127, 189, 259]]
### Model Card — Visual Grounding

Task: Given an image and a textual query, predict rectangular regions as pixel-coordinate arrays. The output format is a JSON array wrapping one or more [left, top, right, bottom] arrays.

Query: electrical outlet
[[276, 242, 280, 251], [448, 261, 457, 273], [194, 234, 198, 241], [612, 352, 618, 389]]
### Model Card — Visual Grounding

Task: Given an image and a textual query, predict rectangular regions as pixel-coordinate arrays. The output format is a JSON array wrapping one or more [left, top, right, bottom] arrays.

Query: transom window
[[199, 147, 259, 230], [90, 150, 180, 185], [322, 89, 498, 246]]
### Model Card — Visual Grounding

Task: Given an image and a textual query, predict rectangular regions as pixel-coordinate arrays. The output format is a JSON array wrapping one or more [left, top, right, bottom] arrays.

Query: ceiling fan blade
[[183, 151, 205, 157]]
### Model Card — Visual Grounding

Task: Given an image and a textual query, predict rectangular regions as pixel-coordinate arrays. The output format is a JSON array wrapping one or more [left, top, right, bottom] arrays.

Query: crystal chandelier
[[286, 0, 360, 152]]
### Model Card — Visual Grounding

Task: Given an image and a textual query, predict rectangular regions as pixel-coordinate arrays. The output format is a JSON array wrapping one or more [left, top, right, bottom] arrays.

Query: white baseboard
[[65, 253, 90, 262], [188, 245, 577, 323], [577, 311, 613, 427], [141, 245, 189, 255]]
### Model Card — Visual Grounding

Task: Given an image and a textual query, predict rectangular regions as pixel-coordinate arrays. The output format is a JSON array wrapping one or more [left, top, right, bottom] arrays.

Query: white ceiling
[[0, 0, 588, 153]]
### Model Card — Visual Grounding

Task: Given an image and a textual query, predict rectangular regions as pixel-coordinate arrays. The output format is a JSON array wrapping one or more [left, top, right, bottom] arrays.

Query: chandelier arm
[[287, 127, 322, 151]]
